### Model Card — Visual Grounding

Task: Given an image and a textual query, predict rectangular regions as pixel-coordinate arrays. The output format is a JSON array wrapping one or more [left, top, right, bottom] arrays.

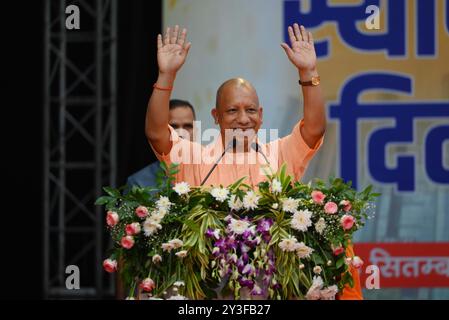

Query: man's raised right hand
[[157, 25, 191, 75]]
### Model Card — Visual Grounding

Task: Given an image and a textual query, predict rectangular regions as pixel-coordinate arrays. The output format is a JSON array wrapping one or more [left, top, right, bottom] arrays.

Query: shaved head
[[211, 78, 263, 152], [215, 78, 259, 109]]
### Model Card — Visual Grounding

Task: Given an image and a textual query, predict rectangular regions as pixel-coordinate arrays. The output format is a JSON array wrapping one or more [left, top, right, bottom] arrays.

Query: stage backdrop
[[164, 0, 449, 299]]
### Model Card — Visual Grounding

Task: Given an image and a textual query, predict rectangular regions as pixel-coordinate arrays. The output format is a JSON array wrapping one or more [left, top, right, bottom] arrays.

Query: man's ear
[[259, 105, 264, 125], [211, 108, 218, 124]]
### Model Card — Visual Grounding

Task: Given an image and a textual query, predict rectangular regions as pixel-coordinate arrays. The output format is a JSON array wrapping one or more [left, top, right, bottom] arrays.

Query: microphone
[[251, 142, 271, 165], [200, 138, 237, 186]]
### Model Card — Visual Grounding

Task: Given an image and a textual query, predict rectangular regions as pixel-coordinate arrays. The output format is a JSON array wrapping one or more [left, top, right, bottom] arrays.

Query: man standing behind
[[126, 99, 196, 189]]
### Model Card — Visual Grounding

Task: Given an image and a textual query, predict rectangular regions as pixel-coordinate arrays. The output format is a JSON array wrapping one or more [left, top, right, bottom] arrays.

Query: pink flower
[[311, 190, 326, 205], [305, 289, 321, 300], [139, 278, 155, 292], [106, 211, 119, 227], [121, 235, 135, 249], [340, 200, 352, 212], [352, 256, 364, 269], [103, 258, 117, 273], [332, 245, 345, 256], [125, 222, 141, 236], [324, 202, 338, 214], [135, 205, 149, 218], [340, 215, 355, 230]]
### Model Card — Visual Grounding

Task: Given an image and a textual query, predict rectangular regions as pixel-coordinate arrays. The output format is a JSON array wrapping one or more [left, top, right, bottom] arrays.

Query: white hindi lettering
[[369, 248, 449, 279]]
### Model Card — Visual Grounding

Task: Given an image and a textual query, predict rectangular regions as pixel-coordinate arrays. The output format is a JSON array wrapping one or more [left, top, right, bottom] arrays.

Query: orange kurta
[[149, 119, 363, 299], [339, 244, 363, 300], [150, 119, 322, 186]]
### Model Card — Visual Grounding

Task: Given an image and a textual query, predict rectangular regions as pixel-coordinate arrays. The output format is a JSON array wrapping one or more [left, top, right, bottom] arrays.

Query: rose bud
[[340, 215, 355, 230], [352, 256, 364, 269], [139, 278, 155, 292], [339, 200, 352, 212], [121, 235, 135, 249], [332, 245, 345, 256], [125, 222, 141, 236], [103, 258, 117, 273], [311, 190, 326, 205], [135, 205, 149, 218], [106, 211, 119, 227], [324, 202, 338, 214]]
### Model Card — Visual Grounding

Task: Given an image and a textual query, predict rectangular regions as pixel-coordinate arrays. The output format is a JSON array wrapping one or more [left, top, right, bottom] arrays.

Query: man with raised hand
[[145, 24, 362, 299]]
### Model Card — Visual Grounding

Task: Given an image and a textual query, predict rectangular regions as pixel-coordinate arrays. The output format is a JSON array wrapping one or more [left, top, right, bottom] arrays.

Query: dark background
[[3, 0, 162, 299]]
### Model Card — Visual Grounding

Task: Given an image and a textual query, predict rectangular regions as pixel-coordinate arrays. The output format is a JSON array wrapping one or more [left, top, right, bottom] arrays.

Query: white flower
[[306, 276, 324, 300], [272, 203, 279, 209], [173, 281, 185, 287], [210, 187, 229, 202], [161, 242, 174, 252], [143, 218, 162, 236], [148, 210, 165, 224], [315, 218, 326, 234], [271, 179, 282, 194], [229, 218, 251, 235], [152, 254, 162, 263], [296, 242, 314, 259], [281, 197, 300, 213], [228, 194, 243, 211], [243, 191, 260, 210], [320, 285, 338, 300], [291, 209, 313, 232], [278, 236, 300, 252], [299, 264, 305, 269], [169, 239, 183, 249], [125, 296, 135, 300], [352, 256, 364, 269], [173, 181, 190, 195], [151, 207, 168, 221], [311, 275, 324, 289], [156, 196, 172, 210], [313, 266, 322, 274], [166, 294, 187, 300], [175, 250, 188, 258]]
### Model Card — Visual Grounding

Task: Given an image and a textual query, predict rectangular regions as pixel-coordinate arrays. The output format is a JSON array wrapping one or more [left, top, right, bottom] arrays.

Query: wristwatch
[[298, 75, 320, 86]]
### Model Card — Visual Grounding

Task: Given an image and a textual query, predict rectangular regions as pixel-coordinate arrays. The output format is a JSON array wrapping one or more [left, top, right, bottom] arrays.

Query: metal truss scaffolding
[[43, 0, 117, 299]]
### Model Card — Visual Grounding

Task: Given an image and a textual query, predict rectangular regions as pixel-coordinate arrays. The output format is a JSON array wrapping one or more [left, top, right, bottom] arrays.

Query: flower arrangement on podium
[[96, 163, 378, 300]]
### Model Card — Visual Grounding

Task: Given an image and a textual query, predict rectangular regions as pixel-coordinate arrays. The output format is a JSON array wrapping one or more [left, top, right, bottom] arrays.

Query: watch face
[[312, 77, 320, 86]]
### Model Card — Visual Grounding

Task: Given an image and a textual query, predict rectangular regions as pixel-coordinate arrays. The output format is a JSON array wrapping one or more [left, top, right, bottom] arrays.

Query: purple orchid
[[242, 263, 254, 275], [226, 235, 238, 250], [256, 218, 273, 233], [205, 228, 220, 239], [238, 277, 254, 289], [250, 284, 264, 296]]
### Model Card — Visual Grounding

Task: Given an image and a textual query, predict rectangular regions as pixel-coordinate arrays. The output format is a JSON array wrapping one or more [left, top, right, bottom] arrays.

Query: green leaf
[[229, 176, 247, 191], [181, 218, 200, 233], [103, 186, 120, 197], [336, 257, 345, 269], [95, 196, 111, 205]]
